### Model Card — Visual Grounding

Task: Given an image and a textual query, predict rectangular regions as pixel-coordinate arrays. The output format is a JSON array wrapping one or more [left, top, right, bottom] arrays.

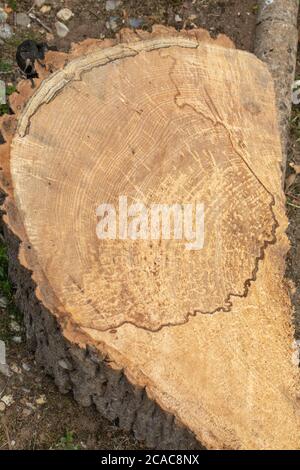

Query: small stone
[[0, 341, 11, 377], [0, 23, 13, 40], [0, 339, 5, 365], [1, 394, 14, 407], [10, 320, 21, 332], [188, 14, 197, 21], [25, 401, 36, 410], [0, 295, 8, 308], [56, 8, 74, 23], [0, 402, 5, 412], [0, 7, 8, 23], [22, 408, 32, 417], [0, 364, 11, 377], [16, 13, 31, 28], [40, 5, 51, 14], [12, 336, 22, 344], [34, 0, 46, 7], [46, 32, 54, 43], [10, 364, 22, 374], [106, 16, 119, 32], [22, 363, 31, 372], [128, 18, 143, 29], [55, 21, 69, 38], [58, 359, 72, 370], [106, 0, 121, 11], [175, 14, 182, 22], [0, 85, 6, 105], [292, 80, 300, 105], [36, 394, 47, 406]]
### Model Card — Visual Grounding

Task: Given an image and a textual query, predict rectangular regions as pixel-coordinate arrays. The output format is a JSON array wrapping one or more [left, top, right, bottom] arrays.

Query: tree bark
[[254, 0, 299, 178]]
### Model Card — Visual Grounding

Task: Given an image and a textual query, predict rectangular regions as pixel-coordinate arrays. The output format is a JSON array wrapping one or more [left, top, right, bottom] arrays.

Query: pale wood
[[1, 27, 300, 450]]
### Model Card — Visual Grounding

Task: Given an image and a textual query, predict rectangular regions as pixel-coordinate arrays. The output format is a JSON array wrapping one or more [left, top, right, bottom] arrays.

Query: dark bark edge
[[254, 0, 299, 179], [1, 219, 203, 450]]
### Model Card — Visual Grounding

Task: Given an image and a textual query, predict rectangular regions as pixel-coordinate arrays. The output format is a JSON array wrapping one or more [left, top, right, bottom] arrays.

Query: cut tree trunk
[[254, 0, 299, 178], [1, 26, 300, 450]]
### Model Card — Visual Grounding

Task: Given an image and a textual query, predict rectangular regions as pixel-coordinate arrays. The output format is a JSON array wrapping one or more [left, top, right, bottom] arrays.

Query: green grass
[[0, 104, 9, 115], [5, 30, 43, 48], [54, 431, 81, 450], [6, 84, 16, 95], [0, 61, 13, 74], [7, 0, 17, 11], [0, 83, 16, 116]]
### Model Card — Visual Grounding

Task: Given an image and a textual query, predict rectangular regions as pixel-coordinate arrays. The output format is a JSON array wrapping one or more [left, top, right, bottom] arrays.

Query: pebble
[[1, 394, 14, 407], [106, 16, 119, 31], [12, 336, 22, 344], [10, 364, 22, 374], [58, 359, 72, 370], [0, 23, 13, 40], [292, 80, 300, 105], [0, 402, 5, 412], [57, 8, 74, 22], [16, 13, 31, 28], [46, 32, 54, 43], [0, 295, 8, 308], [26, 401, 36, 410], [22, 362, 31, 372], [0, 340, 11, 377], [10, 320, 21, 332], [175, 14, 183, 22], [36, 394, 47, 405], [0, 81, 5, 106], [128, 18, 143, 29], [22, 408, 32, 417], [0, 7, 8, 23], [106, 0, 121, 11], [40, 5, 51, 14], [0, 364, 11, 377], [34, 0, 46, 7], [0, 339, 5, 365], [55, 21, 69, 38]]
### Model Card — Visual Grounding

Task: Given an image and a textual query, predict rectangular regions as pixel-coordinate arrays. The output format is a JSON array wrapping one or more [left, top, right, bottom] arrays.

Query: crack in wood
[[16, 38, 200, 138], [10, 38, 280, 333]]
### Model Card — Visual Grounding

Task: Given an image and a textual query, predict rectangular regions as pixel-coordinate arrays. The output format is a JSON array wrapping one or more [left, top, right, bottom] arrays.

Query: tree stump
[[1, 27, 299, 450]]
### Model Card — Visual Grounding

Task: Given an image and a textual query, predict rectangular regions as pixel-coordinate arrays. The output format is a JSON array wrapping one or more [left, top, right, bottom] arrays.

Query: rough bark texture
[[1, 221, 201, 450], [1, 27, 300, 450], [254, 0, 299, 177]]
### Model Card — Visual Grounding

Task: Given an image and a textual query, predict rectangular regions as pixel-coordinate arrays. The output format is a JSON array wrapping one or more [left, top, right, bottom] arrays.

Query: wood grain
[[1, 27, 299, 449]]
